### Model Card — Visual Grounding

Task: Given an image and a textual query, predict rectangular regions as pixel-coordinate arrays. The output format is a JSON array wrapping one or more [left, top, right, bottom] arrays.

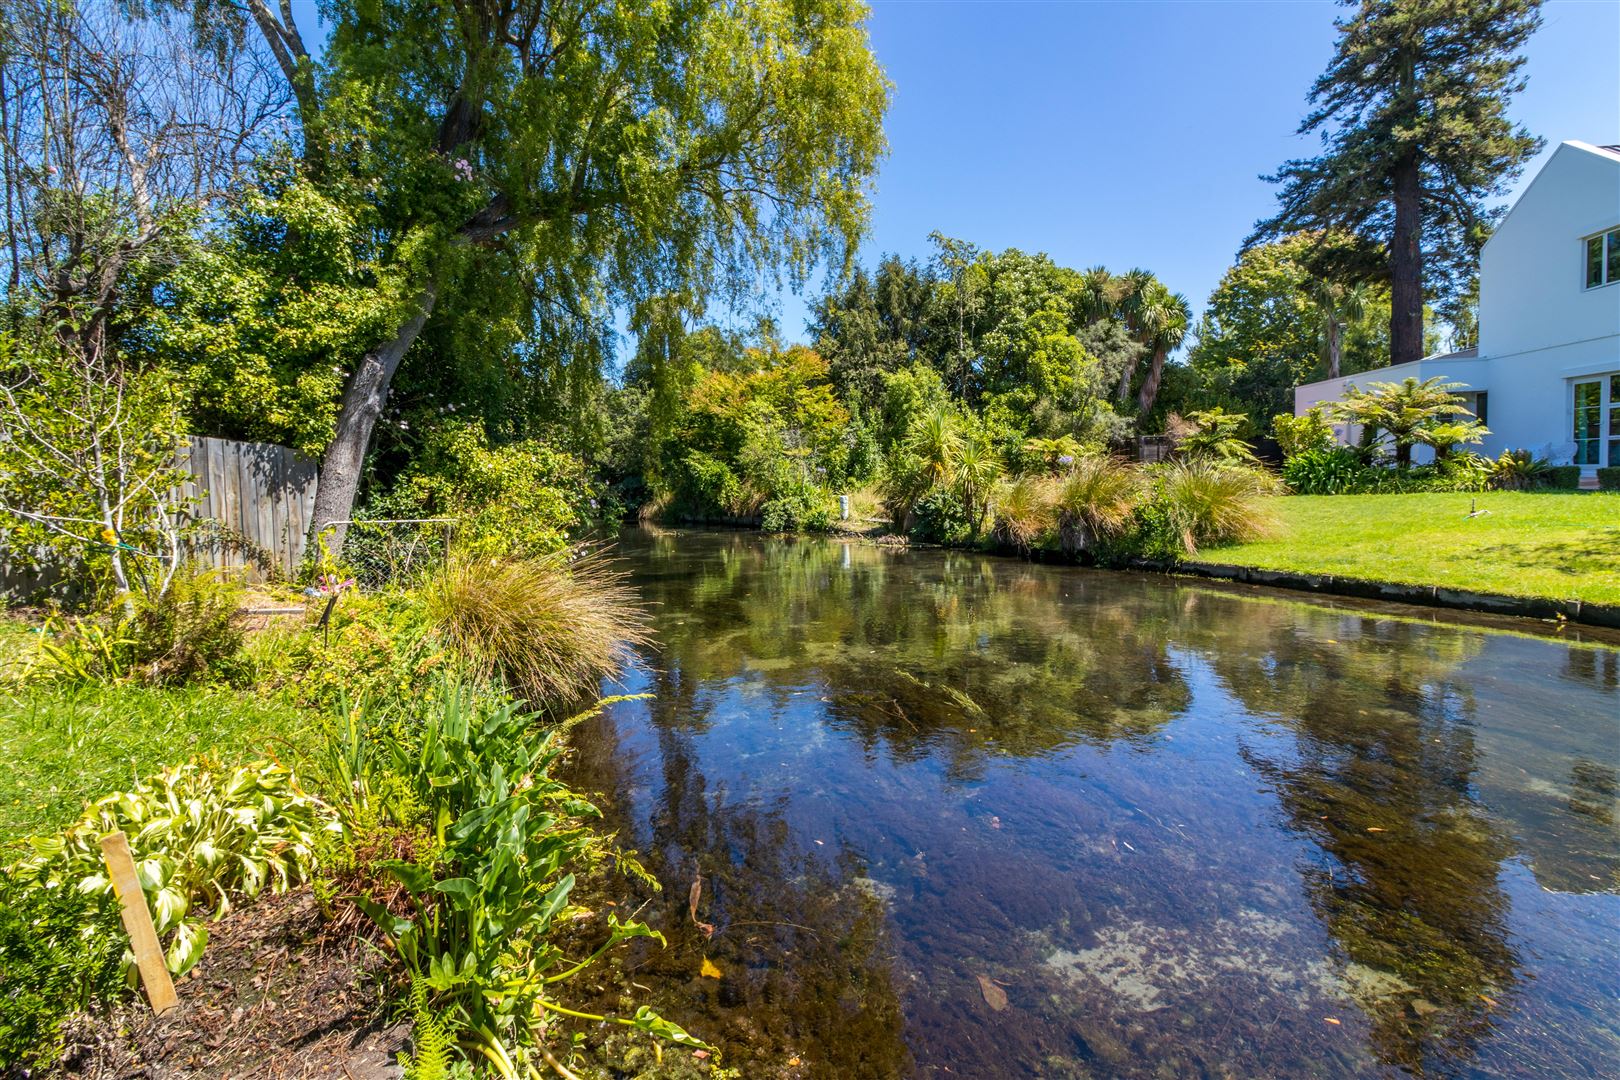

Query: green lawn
[[0, 618, 316, 843], [1207, 492, 1620, 606]]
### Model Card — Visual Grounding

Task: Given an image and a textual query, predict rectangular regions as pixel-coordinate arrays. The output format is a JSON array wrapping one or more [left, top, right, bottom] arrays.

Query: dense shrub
[[1055, 455, 1142, 555], [360, 422, 595, 564], [911, 487, 971, 544], [1543, 465, 1582, 490], [0, 876, 124, 1070], [993, 475, 1057, 551], [1272, 407, 1336, 459], [1599, 467, 1620, 491], [1487, 449, 1551, 491], [1282, 446, 1365, 494], [33, 567, 247, 686]]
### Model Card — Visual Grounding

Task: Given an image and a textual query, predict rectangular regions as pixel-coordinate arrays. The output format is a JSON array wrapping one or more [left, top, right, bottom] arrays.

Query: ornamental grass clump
[[1157, 460, 1280, 555], [1055, 455, 1144, 555], [993, 475, 1057, 552], [424, 549, 652, 701]]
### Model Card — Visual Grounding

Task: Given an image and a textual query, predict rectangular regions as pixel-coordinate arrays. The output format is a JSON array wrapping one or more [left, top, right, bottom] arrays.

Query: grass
[[1204, 492, 1620, 606], [0, 617, 316, 843]]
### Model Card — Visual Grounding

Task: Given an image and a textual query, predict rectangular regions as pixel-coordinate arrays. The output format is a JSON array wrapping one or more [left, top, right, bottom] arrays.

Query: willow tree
[[1249, 0, 1542, 368], [207, 0, 888, 545]]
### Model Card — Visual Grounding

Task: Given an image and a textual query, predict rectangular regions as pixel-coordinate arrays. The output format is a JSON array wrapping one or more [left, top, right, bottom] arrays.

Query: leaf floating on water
[[700, 957, 722, 979], [976, 974, 1009, 1011], [1366, 827, 1385, 833], [1479, 994, 1499, 1007], [1324, 1017, 1342, 1026], [788, 1057, 801, 1067]]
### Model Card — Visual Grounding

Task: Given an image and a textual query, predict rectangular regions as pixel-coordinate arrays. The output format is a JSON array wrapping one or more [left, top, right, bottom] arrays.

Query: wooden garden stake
[[99, 830, 179, 1015]]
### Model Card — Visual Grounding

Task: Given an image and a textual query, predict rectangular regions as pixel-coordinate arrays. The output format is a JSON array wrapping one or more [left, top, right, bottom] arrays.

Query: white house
[[1294, 140, 1620, 480]]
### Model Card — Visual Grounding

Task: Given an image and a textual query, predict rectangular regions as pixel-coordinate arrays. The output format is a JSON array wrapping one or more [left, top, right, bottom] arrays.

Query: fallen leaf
[[692, 1049, 710, 1059], [1324, 1017, 1342, 1026], [976, 974, 1008, 1011], [788, 1057, 801, 1067], [1366, 827, 1385, 833], [700, 957, 722, 979], [1479, 994, 1499, 1007]]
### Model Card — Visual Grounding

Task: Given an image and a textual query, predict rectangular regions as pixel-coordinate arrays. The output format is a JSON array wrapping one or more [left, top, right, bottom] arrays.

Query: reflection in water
[[565, 530, 1620, 1078]]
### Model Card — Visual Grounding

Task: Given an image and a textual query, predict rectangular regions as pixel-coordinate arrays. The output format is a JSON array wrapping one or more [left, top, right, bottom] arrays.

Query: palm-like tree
[[1311, 279, 1367, 380], [909, 405, 960, 486], [1333, 376, 1475, 467], [951, 428, 1003, 538], [1134, 287, 1192, 416]]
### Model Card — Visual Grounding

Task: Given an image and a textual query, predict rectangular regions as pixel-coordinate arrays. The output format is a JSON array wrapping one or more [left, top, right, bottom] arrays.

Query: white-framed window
[[1585, 228, 1620, 289], [1572, 374, 1620, 466]]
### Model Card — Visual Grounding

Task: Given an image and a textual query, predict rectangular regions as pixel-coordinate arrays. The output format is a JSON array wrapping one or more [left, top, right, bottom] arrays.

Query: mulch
[[52, 889, 409, 1080]]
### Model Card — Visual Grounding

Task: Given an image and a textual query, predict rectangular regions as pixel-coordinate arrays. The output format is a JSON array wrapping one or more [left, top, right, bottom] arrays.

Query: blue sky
[[743, 0, 1620, 344], [287, 1, 1620, 350]]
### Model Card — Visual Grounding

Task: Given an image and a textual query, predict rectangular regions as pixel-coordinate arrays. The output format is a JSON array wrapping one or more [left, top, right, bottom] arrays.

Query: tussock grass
[[424, 549, 652, 700], [993, 475, 1057, 550], [1056, 455, 1143, 552], [1158, 460, 1281, 555]]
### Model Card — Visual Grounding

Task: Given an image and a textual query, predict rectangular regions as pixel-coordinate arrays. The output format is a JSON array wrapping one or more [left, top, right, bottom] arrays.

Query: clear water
[[564, 529, 1620, 1079]]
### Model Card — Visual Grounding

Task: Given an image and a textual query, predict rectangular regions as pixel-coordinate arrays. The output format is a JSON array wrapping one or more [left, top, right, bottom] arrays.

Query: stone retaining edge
[[1150, 560, 1620, 629]]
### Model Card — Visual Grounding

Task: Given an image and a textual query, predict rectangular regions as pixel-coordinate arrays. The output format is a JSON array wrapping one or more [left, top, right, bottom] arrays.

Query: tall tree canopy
[[1249, 0, 1542, 367], [184, 0, 890, 544]]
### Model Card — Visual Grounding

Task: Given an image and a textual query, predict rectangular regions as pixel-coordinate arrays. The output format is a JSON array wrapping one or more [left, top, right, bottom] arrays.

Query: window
[[1611, 375, 1620, 469], [1574, 381, 1601, 464], [1473, 391, 1488, 427], [1586, 229, 1620, 288]]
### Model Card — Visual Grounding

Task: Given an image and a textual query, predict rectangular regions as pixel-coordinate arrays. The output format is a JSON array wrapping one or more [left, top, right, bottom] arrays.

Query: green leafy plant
[[339, 684, 707, 1078], [1487, 449, 1551, 491], [423, 550, 650, 702], [1271, 407, 1336, 459], [13, 759, 329, 977], [0, 874, 125, 1070], [1598, 467, 1620, 491], [1281, 446, 1366, 495], [1332, 377, 1478, 467], [1178, 407, 1258, 463]]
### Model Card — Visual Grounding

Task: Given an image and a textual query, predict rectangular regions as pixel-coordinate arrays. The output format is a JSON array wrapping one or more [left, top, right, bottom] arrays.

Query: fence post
[[99, 830, 180, 1015]]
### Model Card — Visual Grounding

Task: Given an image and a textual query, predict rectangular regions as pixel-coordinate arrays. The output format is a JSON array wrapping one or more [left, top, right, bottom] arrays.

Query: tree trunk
[[309, 284, 439, 559], [1137, 346, 1167, 415], [1326, 317, 1342, 380], [1390, 152, 1424, 367]]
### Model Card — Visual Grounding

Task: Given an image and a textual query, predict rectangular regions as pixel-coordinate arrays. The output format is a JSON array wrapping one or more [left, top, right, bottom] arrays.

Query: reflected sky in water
[[564, 529, 1620, 1079]]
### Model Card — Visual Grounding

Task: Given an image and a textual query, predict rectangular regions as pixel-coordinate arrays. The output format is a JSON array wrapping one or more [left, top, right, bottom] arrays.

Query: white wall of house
[[1294, 140, 1620, 473]]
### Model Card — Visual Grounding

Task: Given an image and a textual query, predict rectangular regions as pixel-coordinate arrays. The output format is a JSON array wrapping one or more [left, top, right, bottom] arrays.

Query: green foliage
[[1178, 408, 1258, 464], [1332, 377, 1480, 467], [1272, 407, 1337, 460], [364, 422, 595, 562], [1282, 447, 1367, 495], [0, 333, 193, 602], [1055, 455, 1144, 555], [28, 567, 248, 687], [992, 475, 1058, 552], [0, 874, 125, 1070], [1250, 0, 1543, 358], [335, 683, 706, 1076], [910, 488, 971, 545], [1597, 467, 1620, 492], [1487, 449, 1552, 491], [422, 551, 650, 702], [13, 760, 328, 979], [1542, 466, 1581, 491]]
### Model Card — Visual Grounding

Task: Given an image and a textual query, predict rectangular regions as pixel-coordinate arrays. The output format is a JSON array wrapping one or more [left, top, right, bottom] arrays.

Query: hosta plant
[[14, 759, 331, 977]]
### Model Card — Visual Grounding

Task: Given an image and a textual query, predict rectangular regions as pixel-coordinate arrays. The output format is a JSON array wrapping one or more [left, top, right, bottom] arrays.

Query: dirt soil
[[52, 889, 408, 1080]]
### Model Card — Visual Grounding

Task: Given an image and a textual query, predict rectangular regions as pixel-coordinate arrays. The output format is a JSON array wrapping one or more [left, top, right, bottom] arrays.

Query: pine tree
[[1249, 0, 1543, 367]]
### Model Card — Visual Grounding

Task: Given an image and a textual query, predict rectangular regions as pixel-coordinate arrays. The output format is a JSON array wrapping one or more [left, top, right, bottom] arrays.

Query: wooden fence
[[179, 436, 319, 578]]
